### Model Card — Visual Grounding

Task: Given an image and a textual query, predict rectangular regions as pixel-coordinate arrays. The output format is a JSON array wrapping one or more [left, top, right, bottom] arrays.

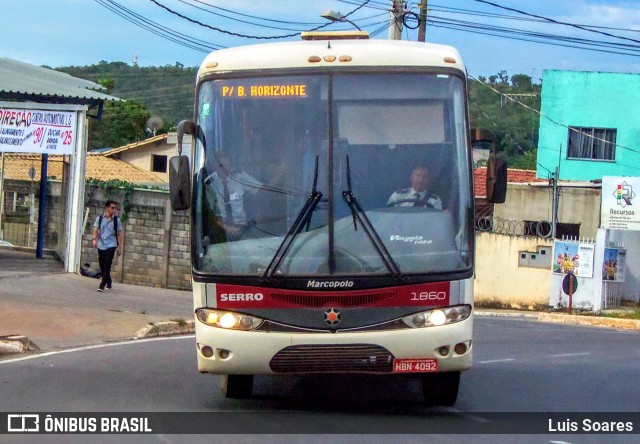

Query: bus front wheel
[[222, 374, 254, 399], [421, 371, 460, 406]]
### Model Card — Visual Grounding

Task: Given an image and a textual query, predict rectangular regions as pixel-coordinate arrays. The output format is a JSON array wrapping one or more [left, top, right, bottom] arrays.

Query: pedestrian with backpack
[[92, 200, 124, 292]]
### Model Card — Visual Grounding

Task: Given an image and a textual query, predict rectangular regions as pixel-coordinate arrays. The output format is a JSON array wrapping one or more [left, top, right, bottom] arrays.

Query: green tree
[[57, 61, 196, 128], [469, 72, 541, 170], [89, 100, 150, 149]]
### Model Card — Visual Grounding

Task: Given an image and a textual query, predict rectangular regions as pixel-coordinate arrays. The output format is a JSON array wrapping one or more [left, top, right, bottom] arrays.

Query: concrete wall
[[80, 187, 191, 290], [475, 232, 553, 308], [537, 70, 640, 181], [494, 183, 602, 237]]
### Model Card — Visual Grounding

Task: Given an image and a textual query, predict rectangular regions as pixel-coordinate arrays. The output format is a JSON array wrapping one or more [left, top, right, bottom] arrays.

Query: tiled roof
[[474, 167, 544, 198], [0, 154, 64, 181], [0, 153, 166, 185], [86, 153, 166, 183], [100, 134, 167, 156]]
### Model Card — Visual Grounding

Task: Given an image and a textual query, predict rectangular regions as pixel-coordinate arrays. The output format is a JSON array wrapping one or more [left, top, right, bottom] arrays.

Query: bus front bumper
[[195, 314, 473, 375]]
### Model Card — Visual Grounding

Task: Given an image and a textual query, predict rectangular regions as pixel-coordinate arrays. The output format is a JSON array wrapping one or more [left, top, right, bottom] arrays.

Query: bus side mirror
[[169, 155, 191, 210], [486, 153, 507, 204], [169, 120, 195, 211], [471, 128, 507, 204]]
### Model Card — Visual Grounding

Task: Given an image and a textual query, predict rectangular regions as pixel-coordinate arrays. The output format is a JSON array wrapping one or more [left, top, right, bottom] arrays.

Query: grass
[[596, 309, 640, 320], [170, 318, 188, 327], [476, 299, 640, 320]]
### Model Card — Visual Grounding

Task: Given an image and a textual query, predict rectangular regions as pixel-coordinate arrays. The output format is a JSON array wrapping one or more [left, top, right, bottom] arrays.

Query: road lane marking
[[549, 352, 590, 358], [0, 335, 195, 365], [442, 407, 491, 423], [477, 358, 515, 364]]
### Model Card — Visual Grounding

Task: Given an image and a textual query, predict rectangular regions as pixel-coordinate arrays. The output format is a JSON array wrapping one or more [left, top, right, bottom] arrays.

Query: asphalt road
[[1, 317, 638, 443]]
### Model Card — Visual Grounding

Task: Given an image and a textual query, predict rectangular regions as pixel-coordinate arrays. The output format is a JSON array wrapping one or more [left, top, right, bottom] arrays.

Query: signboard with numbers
[[0, 108, 77, 154]]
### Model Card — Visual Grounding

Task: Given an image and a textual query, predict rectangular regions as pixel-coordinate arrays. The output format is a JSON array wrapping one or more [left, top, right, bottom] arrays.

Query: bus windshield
[[192, 72, 472, 278]]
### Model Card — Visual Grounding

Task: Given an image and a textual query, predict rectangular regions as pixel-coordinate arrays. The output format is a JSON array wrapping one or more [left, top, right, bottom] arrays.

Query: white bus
[[170, 31, 504, 406]]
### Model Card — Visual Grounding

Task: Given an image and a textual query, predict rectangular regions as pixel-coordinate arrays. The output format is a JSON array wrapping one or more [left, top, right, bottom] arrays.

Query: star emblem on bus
[[324, 308, 341, 326]]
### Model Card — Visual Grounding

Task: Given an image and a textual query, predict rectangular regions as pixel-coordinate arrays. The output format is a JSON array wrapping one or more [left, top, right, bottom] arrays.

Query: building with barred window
[[537, 69, 640, 181]]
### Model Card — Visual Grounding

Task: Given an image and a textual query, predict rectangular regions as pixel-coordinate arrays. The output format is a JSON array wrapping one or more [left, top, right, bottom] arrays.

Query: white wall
[[475, 232, 553, 308], [607, 228, 640, 303], [548, 228, 639, 311]]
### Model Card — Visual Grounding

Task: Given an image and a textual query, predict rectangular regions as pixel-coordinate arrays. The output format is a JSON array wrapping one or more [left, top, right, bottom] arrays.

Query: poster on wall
[[553, 240, 595, 278], [602, 248, 626, 282], [601, 176, 640, 231], [0, 108, 77, 155]]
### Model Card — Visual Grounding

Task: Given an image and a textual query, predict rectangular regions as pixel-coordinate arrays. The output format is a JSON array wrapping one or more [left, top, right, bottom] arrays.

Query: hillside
[[57, 61, 197, 129], [56, 63, 540, 168]]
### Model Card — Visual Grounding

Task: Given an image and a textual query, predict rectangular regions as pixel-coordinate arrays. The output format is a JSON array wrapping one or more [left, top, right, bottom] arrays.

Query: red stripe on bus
[[214, 282, 450, 309]]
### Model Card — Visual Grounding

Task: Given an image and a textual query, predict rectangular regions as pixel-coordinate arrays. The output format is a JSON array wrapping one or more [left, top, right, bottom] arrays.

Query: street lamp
[[321, 10, 361, 31]]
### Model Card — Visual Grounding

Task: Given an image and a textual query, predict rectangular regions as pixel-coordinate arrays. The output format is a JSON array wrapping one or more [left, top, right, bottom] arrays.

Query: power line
[[470, 75, 640, 158], [472, 0, 640, 45], [430, 3, 640, 33], [174, 0, 315, 32], [429, 15, 640, 53], [93, 0, 222, 52], [148, 0, 333, 39], [428, 18, 640, 58], [188, 0, 323, 26]]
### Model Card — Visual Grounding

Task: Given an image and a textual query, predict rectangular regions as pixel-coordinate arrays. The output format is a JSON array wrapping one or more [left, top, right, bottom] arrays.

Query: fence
[[476, 216, 553, 238]]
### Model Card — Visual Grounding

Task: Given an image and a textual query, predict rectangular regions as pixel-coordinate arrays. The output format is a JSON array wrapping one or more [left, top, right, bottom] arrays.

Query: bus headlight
[[401, 305, 471, 328], [196, 308, 264, 330]]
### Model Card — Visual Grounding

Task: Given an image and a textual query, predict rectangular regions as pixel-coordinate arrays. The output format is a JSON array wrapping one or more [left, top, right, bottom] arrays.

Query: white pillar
[[65, 109, 88, 273]]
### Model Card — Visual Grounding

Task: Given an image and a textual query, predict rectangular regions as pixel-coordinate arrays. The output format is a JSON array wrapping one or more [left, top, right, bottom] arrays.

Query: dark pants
[[98, 247, 117, 289]]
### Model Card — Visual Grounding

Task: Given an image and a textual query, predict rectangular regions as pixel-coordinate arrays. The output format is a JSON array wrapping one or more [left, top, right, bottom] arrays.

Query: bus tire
[[421, 371, 460, 406], [222, 374, 254, 399]]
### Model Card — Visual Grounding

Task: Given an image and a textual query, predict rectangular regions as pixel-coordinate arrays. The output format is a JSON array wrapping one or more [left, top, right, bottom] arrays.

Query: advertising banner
[[602, 248, 626, 282], [601, 176, 640, 231], [0, 108, 77, 155], [553, 240, 595, 278]]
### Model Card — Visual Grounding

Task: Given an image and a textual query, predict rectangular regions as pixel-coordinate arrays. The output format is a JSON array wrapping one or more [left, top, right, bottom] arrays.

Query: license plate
[[393, 358, 438, 373]]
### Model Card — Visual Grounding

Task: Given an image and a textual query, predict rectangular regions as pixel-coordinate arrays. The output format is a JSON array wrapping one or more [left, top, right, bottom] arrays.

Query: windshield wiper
[[341, 155, 401, 279], [262, 156, 323, 280]]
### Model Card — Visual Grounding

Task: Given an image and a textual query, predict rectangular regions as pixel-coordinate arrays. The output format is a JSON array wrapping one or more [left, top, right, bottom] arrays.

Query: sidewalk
[[0, 247, 193, 355]]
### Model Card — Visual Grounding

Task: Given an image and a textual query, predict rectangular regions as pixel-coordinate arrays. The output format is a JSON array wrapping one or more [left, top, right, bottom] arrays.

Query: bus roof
[[198, 39, 465, 79]]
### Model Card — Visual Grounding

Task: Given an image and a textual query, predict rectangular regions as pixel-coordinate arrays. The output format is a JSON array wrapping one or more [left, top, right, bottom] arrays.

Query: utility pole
[[417, 0, 428, 42], [551, 165, 559, 239], [388, 1, 404, 40]]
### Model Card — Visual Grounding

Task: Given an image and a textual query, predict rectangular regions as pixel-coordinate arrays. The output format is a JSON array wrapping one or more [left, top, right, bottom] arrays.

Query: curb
[[0, 335, 40, 355], [475, 311, 538, 319], [0, 320, 196, 356], [477, 310, 640, 330], [538, 312, 640, 330], [134, 320, 195, 339]]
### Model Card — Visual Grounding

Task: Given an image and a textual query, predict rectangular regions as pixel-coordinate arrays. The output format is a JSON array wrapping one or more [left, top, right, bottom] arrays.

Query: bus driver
[[387, 165, 443, 209]]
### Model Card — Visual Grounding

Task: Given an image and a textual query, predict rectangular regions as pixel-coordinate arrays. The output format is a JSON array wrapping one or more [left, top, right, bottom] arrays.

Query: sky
[[2, 0, 640, 82]]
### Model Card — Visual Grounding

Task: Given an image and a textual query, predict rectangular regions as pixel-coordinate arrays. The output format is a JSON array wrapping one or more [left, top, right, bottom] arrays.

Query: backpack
[[98, 214, 119, 247]]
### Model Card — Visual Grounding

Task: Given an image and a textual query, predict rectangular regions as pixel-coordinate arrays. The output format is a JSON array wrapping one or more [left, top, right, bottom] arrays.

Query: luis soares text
[[549, 418, 634, 432]]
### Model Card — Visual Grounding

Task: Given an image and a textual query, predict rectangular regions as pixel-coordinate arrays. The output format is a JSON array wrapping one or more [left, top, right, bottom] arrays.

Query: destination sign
[[221, 84, 307, 98]]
